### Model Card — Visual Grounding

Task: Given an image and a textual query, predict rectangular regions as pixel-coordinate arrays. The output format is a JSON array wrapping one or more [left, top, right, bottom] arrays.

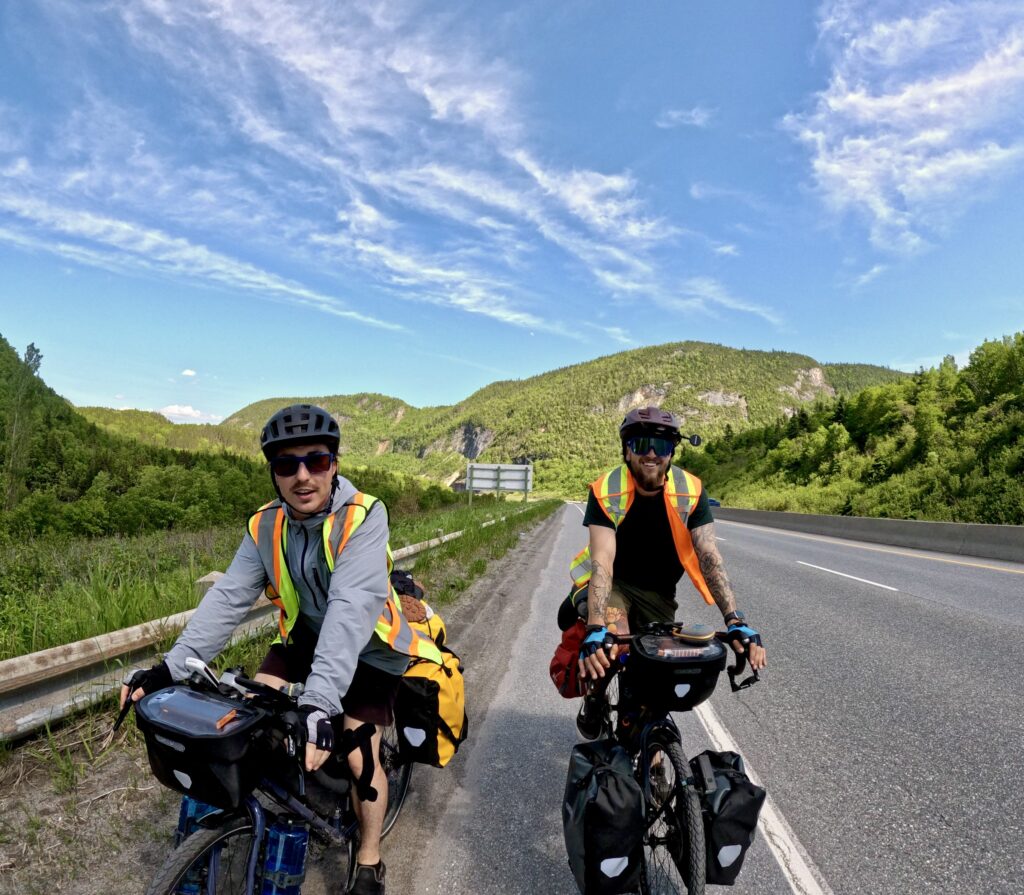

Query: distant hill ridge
[[130, 340, 902, 494]]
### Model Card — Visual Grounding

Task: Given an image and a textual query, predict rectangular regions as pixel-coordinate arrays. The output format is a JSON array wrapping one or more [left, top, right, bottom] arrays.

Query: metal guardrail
[[0, 513, 518, 742]]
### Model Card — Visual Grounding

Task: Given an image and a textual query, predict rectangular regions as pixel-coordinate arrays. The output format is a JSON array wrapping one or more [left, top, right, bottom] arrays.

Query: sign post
[[465, 462, 533, 505]]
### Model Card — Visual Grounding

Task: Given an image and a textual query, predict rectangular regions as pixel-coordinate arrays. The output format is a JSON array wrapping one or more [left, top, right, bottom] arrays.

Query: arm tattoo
[[588, 562, 613, 625], [690, 524, 737, 616]]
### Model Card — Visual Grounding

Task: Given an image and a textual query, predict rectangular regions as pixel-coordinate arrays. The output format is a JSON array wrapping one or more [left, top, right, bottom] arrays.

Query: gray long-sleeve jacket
[[165, 475, 407, 715]]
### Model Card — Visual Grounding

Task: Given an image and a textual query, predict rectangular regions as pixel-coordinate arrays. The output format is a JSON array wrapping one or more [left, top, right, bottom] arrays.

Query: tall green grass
[[0, 497, 520, 660]]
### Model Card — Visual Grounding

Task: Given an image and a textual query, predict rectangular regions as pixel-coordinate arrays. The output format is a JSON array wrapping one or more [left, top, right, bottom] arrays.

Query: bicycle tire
[[145, 814, 257, 895], [639, 739, 706, 895], [379, 718, 413, 838]]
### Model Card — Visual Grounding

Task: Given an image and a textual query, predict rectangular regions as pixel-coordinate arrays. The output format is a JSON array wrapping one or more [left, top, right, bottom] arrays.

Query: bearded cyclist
[[571, 406, 766, 738], [120, 404, 442, 895]]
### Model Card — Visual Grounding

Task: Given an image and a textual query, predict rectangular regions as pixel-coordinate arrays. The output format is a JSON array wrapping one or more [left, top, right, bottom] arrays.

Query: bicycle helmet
[[619, 406, 683, 443], [260, 404, 340, 459]]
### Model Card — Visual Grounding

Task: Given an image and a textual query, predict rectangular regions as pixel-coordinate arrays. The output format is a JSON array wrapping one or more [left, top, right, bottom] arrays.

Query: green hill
[[216, 342, 905, 494], [692, 335, 1024, 524]]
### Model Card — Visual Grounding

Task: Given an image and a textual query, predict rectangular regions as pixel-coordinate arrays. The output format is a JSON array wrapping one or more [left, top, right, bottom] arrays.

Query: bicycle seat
[[672, 623, 717, 643]]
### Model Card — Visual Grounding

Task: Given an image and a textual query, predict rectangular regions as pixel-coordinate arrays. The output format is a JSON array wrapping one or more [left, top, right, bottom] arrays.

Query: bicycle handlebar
[[602, 623, 761, 692]]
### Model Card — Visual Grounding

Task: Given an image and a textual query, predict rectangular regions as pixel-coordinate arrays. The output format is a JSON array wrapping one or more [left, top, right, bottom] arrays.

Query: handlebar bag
[[563, 739, 645, 895], [550, 620, 587, 699], [688, 750, 766, 885], [136, 686, 273, 809], [394, 646, 467, 768], [629, 632, 727, 711]]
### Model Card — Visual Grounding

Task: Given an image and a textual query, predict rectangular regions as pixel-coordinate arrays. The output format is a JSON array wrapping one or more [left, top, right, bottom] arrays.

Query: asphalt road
[[384, 505, 1024, 895]]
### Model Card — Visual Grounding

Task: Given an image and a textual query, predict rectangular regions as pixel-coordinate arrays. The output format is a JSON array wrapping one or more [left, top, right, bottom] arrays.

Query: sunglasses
[[270, 452, 335, 477], [626, 436, 676, 457]]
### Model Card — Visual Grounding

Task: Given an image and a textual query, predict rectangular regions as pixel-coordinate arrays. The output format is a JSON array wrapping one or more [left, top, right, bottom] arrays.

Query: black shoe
[[349, 861, 386, 895], [576, 695, 603, 740]]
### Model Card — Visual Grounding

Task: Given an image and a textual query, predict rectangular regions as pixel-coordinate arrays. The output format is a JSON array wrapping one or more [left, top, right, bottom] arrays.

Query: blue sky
[[1, 0, 1022, 423]]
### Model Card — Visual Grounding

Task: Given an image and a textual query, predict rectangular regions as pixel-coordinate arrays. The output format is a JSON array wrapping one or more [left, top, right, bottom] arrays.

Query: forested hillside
[[692, 333, 1024, 524], [219, 342, 905, 494], [0, 336, 457, 539]]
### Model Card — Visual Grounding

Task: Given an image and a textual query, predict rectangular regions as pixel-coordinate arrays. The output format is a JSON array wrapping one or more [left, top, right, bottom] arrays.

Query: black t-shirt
[[583, 483, 713, 599]]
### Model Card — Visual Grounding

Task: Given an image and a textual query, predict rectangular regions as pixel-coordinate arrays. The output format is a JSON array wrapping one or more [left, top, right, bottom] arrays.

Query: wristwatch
[[723, 610, 746, 626]]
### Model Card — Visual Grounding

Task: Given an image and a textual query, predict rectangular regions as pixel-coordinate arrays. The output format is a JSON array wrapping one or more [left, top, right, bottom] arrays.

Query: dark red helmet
[[619, 406, 683, 443], [260, 404, 340, 459]]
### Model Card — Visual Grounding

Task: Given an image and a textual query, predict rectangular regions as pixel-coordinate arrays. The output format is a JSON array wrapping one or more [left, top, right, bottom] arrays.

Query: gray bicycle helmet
[[619, 406, 701, 449], [260, 404, 340, 459]]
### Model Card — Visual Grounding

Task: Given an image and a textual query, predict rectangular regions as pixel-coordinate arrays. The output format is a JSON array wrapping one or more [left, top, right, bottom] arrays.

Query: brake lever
[[727, 651, 760, 691]]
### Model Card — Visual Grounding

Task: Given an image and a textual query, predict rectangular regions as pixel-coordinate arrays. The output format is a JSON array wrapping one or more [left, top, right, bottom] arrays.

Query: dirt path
[[0, 508, 565, 895]]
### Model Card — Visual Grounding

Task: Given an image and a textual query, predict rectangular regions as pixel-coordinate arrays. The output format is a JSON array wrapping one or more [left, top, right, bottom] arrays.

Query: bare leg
[[345, 715, 386, 866]]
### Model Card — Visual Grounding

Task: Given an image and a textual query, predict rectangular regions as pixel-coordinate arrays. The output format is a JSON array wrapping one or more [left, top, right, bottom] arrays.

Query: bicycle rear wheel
[[639, 739, 705, 895], [145, 814, 257, 895], [380, 718, 413, 837]]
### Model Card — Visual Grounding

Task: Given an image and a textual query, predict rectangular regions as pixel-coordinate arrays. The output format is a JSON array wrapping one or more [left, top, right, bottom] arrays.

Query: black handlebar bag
[[136, 686, 274, 809]]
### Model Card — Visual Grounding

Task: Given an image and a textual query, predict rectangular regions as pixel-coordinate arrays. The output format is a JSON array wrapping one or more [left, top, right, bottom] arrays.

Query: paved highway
[[382, 505, 1023, 895]]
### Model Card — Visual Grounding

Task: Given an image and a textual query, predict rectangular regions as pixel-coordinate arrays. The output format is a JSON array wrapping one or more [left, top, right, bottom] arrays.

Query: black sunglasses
[[626, 435, 676, 457], [270, 452, 335, 477]]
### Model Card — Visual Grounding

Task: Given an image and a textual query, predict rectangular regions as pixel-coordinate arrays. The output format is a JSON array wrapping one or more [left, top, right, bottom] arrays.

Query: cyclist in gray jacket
[[121, 403, 423, 895]]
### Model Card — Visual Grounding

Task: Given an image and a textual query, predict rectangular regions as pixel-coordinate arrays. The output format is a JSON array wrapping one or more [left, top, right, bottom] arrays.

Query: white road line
[[796, 561, 898, 591], [696, 701, 836, 895], [716, 537, 727, 542], [573, 502, 585, 516]]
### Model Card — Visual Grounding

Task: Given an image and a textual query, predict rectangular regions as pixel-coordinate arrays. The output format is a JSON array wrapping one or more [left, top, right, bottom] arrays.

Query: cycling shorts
[[258, 621, 400, 726]]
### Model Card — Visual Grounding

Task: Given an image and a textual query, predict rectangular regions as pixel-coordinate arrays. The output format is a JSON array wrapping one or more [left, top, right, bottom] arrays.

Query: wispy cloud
[[854, 263, 888, 287], [714, 243, 740, 257], [662, 276, 783, 326], [159, 404, 224, 423], [784, 1, 1024, 254], [656, 106, 715, 129], [181, 368, 197, 377], [689, 181, 767, 211]]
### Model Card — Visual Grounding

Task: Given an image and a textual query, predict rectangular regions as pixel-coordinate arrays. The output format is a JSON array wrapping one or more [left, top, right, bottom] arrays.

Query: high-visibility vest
[[247, 494, 443, 663], [569, 464, 715, 605]]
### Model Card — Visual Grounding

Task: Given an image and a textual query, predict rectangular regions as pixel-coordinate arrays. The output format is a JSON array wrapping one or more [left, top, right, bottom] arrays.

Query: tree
[[3, 343, 43, 510]]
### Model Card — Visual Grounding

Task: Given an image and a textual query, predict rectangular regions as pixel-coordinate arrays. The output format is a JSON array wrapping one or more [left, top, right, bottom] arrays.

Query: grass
[[0, 497, 521, 661]]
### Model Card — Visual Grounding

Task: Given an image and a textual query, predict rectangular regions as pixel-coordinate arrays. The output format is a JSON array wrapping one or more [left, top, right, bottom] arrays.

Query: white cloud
[[656, 106, 715, 129], [159, 404, 224, 423], [785, 1, 1024, 254], [662, 276, 783, 326], [854, 263, 888, 286], [714, 243, 739, 257], [181, 368, 197, 377]]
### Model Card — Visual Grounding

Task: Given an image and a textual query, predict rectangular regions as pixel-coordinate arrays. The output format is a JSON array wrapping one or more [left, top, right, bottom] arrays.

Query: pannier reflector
[[403, 727, 427, 747], [600, 856, 629, 878], [674, 683, 692, 698], [173, 770, 194, 789], [155, 734, 185, 752], [719, 844, 742, 867]]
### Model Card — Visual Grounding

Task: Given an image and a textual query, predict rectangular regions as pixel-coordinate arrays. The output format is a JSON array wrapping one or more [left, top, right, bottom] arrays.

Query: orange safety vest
[[569, 464, 715, 605], [247, 494, 443, 663]]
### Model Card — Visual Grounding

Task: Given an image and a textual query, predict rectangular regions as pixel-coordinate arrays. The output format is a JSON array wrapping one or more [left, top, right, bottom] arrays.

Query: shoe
[[349, 860, 386, 895], [576, 695, 603, 740]]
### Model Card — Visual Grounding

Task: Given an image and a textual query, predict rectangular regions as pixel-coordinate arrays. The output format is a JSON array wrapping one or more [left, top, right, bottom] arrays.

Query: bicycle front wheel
[[145, 814, 257, 895], [380, 718, 413, 838], [640, 739, 705, 895]]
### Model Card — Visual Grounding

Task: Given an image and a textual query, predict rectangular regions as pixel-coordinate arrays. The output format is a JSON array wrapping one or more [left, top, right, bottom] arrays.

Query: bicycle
[[591, 623, 760, 895], [125, 658, 412, 895]]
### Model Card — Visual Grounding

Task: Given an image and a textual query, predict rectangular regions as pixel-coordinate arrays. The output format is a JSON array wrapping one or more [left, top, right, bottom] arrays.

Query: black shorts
[[257, 621, 400, 726]]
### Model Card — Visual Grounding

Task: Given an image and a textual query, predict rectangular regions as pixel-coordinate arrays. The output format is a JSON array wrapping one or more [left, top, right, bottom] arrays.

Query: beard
[[627, 451, 671, 492]]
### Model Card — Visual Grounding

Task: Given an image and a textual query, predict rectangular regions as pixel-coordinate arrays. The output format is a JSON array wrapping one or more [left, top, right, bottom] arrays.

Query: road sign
[[465, 462, 533, 503]]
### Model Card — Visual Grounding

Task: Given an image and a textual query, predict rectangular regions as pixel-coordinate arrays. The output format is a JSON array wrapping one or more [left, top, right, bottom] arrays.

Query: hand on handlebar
[[298, 705, 335, 772], [725, 623, 767, 673], [578, 625, 618, 680]]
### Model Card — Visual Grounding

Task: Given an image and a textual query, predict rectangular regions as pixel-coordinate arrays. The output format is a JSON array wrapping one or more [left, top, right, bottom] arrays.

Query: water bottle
[[260, 820, 309, 895], [174, 795, 219, 846], [174, 795, 219, 895]]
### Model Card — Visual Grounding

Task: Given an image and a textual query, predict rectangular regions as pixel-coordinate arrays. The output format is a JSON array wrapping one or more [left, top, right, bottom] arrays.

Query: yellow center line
[[716, 520, 1024, 576]]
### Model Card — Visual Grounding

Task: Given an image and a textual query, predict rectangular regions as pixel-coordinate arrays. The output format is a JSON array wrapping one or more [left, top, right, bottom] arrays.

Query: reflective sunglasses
[[626, 435, 676, 457], [270, 451, 335, 477]]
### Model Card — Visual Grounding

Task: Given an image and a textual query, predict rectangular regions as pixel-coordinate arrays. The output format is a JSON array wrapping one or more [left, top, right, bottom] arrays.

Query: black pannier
[[136, 686, 274, 809], [689, 750, 766, 885], [563, 739, 645, 895], [628, 631, 727, 711]]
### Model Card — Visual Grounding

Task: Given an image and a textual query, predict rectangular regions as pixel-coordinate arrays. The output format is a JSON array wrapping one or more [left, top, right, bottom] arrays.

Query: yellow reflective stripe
[[570, 546, 593, 586]]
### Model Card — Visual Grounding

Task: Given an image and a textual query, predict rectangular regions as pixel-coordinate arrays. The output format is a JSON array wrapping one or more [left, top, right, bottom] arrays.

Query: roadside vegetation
[[692, 333, 1024, 524]]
